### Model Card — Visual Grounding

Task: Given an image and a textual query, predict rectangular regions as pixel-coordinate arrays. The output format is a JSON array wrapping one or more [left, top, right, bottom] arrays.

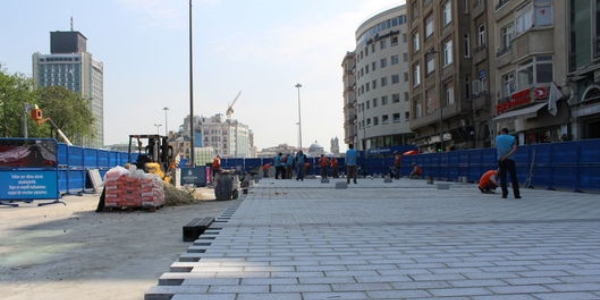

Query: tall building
[[408, 0, 475, 152], [341, 51, 357, 146], [564, 0, 600, 140], [180, 114, 255, 162], [348, 5, 413, 153], [32, 30, 104, 148]]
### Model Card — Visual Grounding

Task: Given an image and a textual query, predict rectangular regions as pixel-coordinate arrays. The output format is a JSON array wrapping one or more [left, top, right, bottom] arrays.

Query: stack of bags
[[103, 165, 165, 208]]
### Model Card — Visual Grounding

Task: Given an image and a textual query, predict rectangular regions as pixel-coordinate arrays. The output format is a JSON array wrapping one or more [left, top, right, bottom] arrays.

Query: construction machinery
[[128, 134, 174, 184], [226, 91, 241, 119]]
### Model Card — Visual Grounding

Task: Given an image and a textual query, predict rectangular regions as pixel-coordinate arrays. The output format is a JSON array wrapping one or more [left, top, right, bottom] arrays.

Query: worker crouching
[[478, 169, 499, 194]]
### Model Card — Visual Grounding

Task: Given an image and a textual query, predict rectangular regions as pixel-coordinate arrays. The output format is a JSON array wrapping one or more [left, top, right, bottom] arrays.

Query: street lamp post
[[295, 83, 303, 150], [163, 107, 169, 136], [154, 123, 162, 135], [188, 0, 195, 166]]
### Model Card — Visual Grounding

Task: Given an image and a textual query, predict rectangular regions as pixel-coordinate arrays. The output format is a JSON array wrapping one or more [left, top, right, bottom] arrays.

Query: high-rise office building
[[32, 31, 104, 148]]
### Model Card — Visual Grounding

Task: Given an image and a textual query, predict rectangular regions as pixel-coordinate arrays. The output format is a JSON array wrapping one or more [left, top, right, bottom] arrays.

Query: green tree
[[0, 67, 95, 144], [36, 86, 96, 144], [0, 67, 38, 138]]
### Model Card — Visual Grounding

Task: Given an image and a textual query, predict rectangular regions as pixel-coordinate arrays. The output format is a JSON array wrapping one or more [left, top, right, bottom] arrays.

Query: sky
[[1, 0, 404, 152]]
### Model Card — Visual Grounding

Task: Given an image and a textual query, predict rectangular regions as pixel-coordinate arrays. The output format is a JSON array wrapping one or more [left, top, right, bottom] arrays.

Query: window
[[425, 14, 434, 38], [413, 31, 420, 52], [403, 52, 408, 62], [372, 79, 377, 89], [500, 23, 514, 51], [391, 36, 399, 46], [392, 93, 400, 103], [443, 40, 453, 66], [414, 97, 423, 118], [393, 113, 401, 123], [382, 115, 389, 124], [426, 51, 436, 75], [404, 111, 410, 120], [372, 62, 376, 71], [516, 1, 553, 35], [391, 54, 399, 65], [373, 98, 378, 107], [445, 82, 455, 105], [404, 72, 409, 82], [442, 1, 452, 26], [413, 64, 421, 86], [381, 77, 388, 86], [381, 95, 388, 105], [373, 117, 379, 126], [501, 72, 516, 99], [405, 92, 410, 102], [380, 58, 387, 68], [391, 74, 400, 84], [477, 24, 486, 47], [464, 34, 471, 57], [380, 39, 387, 50], [516, 56, 554, 89]]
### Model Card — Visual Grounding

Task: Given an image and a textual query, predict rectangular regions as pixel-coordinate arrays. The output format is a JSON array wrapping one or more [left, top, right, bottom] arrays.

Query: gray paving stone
[[145, 179, 600, 299]]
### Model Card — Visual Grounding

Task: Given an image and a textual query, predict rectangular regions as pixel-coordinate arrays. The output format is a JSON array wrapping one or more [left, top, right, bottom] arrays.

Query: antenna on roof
[[70, 17, 74, 31]]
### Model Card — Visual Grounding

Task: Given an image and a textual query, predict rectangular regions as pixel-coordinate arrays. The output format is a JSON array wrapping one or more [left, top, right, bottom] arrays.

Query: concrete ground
[[0, 188, 232, 300]]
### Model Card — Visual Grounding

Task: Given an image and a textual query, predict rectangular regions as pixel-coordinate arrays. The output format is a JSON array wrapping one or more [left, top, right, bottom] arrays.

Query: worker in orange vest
[[211, 155, 221, 183], [330, 157, 339, 178], [409, 162, 422, 179], [478, 169, 499, 194], [318, 154, 329, 179]]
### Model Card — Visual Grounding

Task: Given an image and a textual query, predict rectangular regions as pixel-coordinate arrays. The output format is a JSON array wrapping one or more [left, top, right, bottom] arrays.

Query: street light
[[188, 0, 195, 166], [295, 83, 303, 150], [163, 107, 169, 136], [154, 123, 162, 135]]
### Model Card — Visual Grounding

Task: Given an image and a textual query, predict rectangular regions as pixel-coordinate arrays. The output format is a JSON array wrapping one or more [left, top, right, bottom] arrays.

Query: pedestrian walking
[[496, 128, 521, 199], [345, 144, 358, 184], [211, 155, 221, 184]]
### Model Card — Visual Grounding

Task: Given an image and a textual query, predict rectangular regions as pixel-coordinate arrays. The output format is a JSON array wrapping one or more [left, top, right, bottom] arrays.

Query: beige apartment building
[[343, 5, 413, 153]]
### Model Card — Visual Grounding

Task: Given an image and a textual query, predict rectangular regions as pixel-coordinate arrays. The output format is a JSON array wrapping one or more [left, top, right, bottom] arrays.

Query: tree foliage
[[0, 67, 95, 144], [36, 86, 96, 144]]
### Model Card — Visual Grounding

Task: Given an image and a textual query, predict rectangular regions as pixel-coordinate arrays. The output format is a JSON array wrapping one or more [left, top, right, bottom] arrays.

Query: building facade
[[350, 5, 413, 152], [565, 0, 600, 140], [179, 114, 255, 162], [489, 0, 570, 145], [408, 0, 476, 152], [341, 51, 357, 146], [32, 31, 104, 148]]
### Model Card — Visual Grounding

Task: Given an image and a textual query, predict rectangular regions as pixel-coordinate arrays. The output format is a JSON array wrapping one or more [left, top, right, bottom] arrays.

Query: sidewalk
[[146, 177, 600, 300]]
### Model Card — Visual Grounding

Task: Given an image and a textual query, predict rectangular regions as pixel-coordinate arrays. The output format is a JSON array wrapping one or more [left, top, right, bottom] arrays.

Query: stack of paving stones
[[145, 178, 600, 300]]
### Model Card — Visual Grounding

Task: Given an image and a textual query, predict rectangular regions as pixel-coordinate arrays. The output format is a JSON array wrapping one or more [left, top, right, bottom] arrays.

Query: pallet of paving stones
[[102, 202, 164, 212]]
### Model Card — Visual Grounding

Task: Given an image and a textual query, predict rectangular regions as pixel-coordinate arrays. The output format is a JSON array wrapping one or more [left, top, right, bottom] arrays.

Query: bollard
[[335, 182, 348, 189]]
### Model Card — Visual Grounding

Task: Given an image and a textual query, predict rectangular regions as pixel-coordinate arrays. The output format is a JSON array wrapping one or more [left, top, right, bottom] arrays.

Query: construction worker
[[211, 155, 221, 183], [330, 156, 339, 178], [261, 163, 271, 178], [319, 154, 329, 179], [408, 162, 422, 179], [478, 169, 499, 194], [391, 151, 402, 179]]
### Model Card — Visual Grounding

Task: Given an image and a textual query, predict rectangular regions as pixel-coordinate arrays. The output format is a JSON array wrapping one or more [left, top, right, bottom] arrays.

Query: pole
[[163, 107, 169, 136], [295, 83, 303, 150], [154, 124, 162, 135], [188, 0, 195, 166]]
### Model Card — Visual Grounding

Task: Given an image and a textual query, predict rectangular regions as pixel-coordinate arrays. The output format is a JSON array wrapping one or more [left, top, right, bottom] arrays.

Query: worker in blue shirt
[[345, 143, 359, 184], [496, 128, 521, 199]]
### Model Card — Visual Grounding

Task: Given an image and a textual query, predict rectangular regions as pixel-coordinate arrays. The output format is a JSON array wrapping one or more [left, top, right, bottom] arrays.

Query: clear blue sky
[[1, 0, 403, 151]]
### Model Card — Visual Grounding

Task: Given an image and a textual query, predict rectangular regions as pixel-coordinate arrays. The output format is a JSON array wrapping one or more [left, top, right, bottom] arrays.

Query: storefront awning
[[493, 102, 548, 122]]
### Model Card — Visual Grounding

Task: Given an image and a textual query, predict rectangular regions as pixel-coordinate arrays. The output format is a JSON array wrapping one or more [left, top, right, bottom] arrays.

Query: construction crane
[[226, 91, 242, 119]]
